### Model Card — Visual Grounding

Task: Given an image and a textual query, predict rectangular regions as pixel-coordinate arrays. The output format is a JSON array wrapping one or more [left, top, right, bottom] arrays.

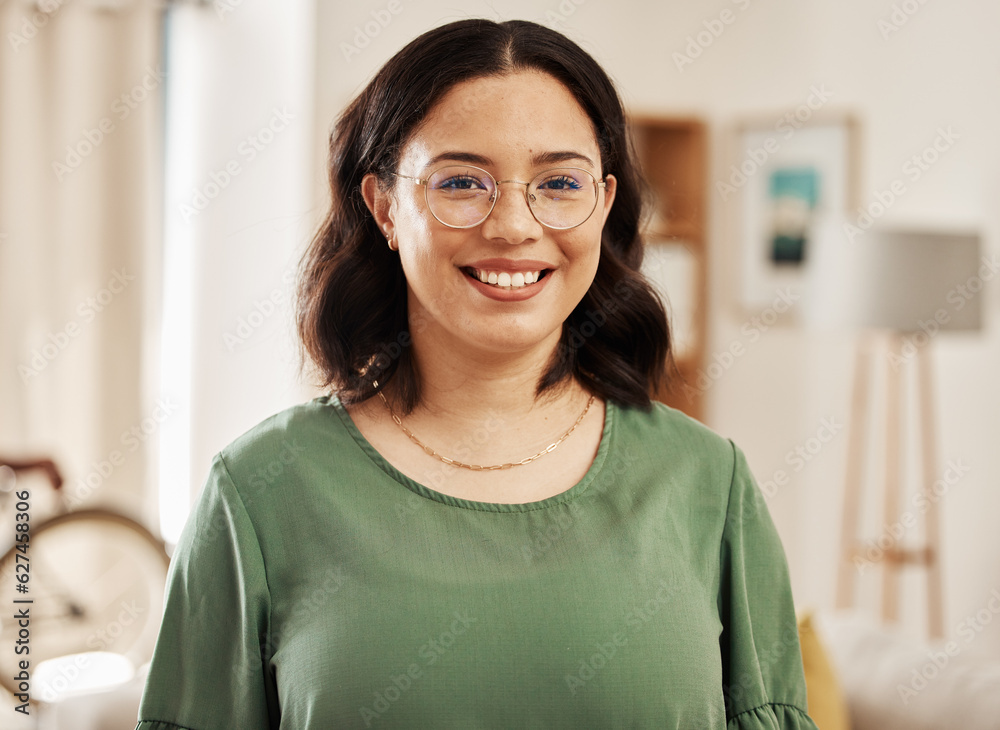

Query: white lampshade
[[802, 223, 983, 333]]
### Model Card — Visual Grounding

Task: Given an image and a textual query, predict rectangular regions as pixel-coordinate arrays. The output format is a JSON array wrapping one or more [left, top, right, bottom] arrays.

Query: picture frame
[[724, 112, 860, 317]]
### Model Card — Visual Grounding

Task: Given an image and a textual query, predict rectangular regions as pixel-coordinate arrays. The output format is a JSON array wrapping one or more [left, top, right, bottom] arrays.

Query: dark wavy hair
[[297, 18, 673, 414]]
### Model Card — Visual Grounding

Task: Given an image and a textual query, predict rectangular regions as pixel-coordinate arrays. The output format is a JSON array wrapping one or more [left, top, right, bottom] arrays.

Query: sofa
[[808, 609, 1000, 730]]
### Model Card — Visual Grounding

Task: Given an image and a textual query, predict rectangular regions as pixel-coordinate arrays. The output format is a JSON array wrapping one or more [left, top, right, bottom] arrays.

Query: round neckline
[[324, 393, 616, 513]]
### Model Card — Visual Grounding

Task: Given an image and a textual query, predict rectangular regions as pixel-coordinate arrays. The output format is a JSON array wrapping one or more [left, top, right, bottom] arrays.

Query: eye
[[537, 174, 584, 191], [435, 174, 489, 191]]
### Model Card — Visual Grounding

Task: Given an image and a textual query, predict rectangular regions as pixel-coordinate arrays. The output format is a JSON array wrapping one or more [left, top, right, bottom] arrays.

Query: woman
[[137, 19, 818, 730]]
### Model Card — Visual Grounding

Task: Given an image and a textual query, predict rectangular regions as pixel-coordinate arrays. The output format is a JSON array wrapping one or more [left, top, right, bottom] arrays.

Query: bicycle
[[0, 457, 170, 707]]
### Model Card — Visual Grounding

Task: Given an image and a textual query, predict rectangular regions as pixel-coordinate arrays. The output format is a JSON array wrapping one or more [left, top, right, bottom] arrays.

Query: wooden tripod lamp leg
[[917, 345, 945, 638], [837, 334, 872, 610], [882, 333, 904, 624]]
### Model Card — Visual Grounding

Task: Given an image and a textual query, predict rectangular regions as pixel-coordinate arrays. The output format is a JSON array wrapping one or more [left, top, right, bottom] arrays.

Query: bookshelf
[[628, 116, 708, 421]]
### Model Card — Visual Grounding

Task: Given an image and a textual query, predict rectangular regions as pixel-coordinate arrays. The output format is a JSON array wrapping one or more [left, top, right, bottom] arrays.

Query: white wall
[[314, 0, 1000, 654], [161, 0, 318, 543]]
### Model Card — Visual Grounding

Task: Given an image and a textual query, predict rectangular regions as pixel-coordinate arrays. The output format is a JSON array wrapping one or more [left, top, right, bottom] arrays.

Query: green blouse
[[135, 396, 818, 729]]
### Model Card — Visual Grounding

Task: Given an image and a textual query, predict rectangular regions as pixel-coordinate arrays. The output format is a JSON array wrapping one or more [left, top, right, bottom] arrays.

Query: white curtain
[[0, 0, 164, 525]]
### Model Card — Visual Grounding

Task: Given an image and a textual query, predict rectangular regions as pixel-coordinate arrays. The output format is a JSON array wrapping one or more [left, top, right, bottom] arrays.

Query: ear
[[361, 173, 396, 245], [599, 173, 617, 227]]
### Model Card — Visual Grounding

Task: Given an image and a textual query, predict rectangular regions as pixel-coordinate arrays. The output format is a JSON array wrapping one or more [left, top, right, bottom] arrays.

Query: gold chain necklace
[[372, 381, 595, 471]]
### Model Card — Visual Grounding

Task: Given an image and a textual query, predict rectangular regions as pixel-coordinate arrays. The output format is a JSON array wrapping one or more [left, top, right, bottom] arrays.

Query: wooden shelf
[[658, 355, 704, 420], [648, 222, 702, 243], [628, 115, 708, 422]]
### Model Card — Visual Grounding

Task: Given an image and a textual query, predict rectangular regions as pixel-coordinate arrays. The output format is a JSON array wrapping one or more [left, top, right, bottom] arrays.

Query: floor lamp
[[805, 227, 982, 638]]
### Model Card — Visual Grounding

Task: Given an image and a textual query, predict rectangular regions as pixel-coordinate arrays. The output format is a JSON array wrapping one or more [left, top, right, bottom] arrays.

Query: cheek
[[394, 190, 432, 239], [573, 230, 604, 279], [572, 235, 604, 300], [397, 228, 470, 315], [394, 200, 438, 271]]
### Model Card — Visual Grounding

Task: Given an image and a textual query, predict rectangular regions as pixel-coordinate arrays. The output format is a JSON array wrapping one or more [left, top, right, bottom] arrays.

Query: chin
[[457, 320, 564, 359]]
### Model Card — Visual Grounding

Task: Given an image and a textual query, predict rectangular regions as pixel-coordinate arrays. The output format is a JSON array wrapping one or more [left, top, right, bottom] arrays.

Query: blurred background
[[1, 0, 998, 727]]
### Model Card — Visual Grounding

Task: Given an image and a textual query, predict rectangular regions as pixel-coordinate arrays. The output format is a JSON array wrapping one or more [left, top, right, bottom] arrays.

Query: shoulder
[[604, 399, 746, 518], [214, 395, 347, 485], [613, 399, 737, 475]]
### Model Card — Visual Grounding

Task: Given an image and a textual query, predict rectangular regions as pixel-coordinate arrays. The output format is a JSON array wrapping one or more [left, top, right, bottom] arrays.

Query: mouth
[[460, 267, 551, 290]]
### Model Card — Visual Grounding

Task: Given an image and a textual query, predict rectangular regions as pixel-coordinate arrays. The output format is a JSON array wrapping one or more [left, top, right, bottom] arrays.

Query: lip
[[463, 258, 555, 272], [461, 266, 552, 302]]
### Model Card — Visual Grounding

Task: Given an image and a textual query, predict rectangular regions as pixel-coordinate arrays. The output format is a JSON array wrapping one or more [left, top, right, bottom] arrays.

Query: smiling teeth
[[474, 269, 541, 289]]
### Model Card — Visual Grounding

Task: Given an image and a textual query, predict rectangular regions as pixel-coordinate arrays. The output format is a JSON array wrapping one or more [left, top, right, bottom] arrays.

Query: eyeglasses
[[391, 164, 607, 230]]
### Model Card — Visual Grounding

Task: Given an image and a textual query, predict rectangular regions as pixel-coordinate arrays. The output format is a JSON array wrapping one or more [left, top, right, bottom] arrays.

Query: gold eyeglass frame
[[390, 164, 607, 230]]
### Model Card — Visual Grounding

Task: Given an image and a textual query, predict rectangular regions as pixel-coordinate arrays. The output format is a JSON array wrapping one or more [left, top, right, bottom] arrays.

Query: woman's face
[[365, 69, 617, 363]]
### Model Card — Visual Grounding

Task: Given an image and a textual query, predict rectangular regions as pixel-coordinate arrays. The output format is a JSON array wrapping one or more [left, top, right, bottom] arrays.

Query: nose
[[479, 181, 543, 244]]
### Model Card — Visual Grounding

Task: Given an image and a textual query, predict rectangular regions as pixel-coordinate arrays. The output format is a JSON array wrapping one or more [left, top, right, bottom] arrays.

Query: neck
[[386, 310, 588, 437], [415, 331, 573, 417]]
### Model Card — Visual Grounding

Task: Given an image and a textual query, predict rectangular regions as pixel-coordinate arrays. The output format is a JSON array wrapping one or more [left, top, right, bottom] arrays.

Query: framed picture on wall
[[726, 112, 860, 315]]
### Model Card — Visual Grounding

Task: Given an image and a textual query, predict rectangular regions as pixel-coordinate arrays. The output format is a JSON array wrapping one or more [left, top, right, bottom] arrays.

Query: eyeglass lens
[[425, 166, 599, 229]]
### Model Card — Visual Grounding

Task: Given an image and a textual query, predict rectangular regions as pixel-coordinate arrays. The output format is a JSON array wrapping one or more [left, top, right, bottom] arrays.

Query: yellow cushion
[[797, 610, 851, 730]]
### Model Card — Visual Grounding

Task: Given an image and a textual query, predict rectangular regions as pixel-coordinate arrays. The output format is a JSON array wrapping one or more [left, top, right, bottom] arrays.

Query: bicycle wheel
[[0, 510, 170, 700]]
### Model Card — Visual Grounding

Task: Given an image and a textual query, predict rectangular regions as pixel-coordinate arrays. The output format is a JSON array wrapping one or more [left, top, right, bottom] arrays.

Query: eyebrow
[[423, 150, 597, 170]]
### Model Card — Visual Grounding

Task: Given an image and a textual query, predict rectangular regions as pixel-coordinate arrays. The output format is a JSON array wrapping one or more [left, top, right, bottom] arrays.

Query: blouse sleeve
[[719, 441, 819, 730], [135, 454, 279, 730]]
